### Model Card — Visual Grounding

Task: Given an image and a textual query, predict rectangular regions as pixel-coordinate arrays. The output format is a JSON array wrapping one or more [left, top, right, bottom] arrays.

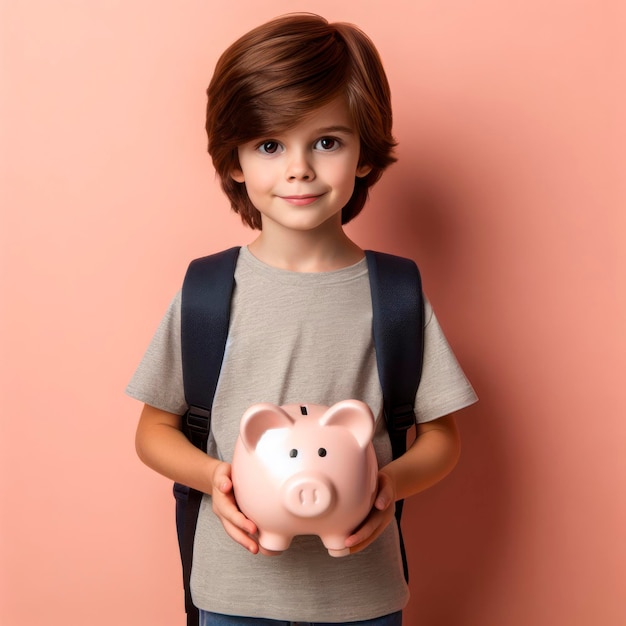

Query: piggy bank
[[231, 399, 378, 557]]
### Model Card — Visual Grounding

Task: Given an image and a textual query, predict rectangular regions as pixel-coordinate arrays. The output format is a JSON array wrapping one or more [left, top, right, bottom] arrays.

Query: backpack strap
[[365, 251, 424, 454], [365, 250, 424, 582], [181, 246, 241, 433], [179, 246, 240, 626]]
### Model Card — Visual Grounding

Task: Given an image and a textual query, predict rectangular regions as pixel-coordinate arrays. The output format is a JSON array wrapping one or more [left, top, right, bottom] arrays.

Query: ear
[[356, 163, 372, 178], [230, 168, 245, 183], [239, 403, 295, 452], [319, 399, 375, 449]]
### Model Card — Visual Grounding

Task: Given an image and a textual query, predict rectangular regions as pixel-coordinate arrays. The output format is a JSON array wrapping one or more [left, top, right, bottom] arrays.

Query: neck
[[247, 224, 363, 273]]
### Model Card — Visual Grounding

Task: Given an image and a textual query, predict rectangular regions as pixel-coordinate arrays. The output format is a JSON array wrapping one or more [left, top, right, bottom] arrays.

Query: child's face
[[231, 97, 371, 235]]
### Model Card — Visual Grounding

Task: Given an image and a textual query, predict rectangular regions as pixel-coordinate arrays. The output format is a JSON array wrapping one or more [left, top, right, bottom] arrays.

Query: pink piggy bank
[[231, 399, 378, 557]]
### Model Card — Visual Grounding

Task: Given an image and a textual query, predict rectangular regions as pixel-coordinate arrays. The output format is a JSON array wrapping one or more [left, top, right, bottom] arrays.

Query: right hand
[[211, 461, 260, 554]]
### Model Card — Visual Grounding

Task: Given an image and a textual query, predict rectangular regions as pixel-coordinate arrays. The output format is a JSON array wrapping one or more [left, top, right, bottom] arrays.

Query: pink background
[[1, 1, 624, 625]]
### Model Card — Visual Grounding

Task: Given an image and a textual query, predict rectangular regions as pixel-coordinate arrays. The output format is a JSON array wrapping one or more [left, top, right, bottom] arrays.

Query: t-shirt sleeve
[[125, 290, 187, 415], [414, 298, 478, 423]]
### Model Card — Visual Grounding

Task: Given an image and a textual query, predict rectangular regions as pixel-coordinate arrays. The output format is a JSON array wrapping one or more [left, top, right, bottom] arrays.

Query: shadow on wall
[[349, 145, 515, 626], [361, 159, 515, 624], [404, 396, 512, 625], [350, 151, 479, 292]]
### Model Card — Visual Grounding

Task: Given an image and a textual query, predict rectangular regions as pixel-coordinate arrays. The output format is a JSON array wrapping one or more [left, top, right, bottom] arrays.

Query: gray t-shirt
[[126, 247, 477, 621]]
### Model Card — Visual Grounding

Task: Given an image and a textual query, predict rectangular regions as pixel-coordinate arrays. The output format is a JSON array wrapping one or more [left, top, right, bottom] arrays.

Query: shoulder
[[364, 250, 419, 272], [184, 247, 242, 288]]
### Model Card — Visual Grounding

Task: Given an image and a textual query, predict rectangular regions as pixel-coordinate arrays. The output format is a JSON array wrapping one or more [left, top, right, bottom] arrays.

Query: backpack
[[175, 246, 424, 626]]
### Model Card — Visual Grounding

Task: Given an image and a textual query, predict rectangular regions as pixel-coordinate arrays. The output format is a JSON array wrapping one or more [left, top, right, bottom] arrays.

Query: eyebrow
[[315, 125, 355, 135]]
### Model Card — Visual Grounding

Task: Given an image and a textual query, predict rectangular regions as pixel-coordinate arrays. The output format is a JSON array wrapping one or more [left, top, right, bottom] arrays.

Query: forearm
[[381, 414, 461, 501], [135, 404, 220, 494]]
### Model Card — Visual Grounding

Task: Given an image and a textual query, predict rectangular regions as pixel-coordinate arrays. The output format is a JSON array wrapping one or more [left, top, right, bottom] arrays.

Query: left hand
[[344, 470, 397, 554]]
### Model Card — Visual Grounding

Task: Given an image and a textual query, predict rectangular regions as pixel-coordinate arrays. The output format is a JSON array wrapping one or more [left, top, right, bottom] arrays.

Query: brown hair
[[206, 13, 397, 229]]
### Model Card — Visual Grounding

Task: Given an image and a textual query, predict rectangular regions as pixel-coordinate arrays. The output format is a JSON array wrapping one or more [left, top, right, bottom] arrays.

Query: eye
[[257, 141, 282, 155], [314, 137, 340, 152], [318, 448, 327, 457], [289, 449, 298, 458]]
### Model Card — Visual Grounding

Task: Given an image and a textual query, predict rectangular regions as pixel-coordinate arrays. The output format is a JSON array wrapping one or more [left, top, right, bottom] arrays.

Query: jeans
[[199, 609, 402, 626]]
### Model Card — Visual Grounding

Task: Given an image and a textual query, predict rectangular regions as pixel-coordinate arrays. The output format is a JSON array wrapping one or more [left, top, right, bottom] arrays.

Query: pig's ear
[[319, 400, 375, 449], [239, 403, 295, 452]]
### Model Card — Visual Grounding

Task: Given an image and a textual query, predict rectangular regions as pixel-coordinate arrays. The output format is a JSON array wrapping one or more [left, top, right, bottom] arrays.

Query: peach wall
[[1, 1, 624, 625]]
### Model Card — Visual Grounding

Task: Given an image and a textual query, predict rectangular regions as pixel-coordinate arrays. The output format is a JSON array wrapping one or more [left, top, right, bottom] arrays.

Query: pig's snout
[[283, 474, 334, 518]]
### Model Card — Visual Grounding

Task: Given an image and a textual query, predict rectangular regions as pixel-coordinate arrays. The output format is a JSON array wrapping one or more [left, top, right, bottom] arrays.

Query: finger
[[216, 476, 233, 494], [212, 463, 233, 493], [374, 473, 395, 510], [221, 517, 260, 554], [344, 508, 385, 548], [374, 486, 393, 510], [214, 494, 257, 536]]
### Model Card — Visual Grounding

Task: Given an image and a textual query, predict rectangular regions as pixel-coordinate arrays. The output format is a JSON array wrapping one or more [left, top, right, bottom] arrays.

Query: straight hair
[[206, 13, 397, 229]]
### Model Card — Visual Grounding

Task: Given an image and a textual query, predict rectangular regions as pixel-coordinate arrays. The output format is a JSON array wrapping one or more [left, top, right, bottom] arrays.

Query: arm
[[345, 413, 461, 553], [135, 404, 259, 553], [380, 413, 461, 500]]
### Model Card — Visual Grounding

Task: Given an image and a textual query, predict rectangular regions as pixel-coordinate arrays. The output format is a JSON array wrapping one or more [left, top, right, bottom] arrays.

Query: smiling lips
[[279, 194, 323, 206]]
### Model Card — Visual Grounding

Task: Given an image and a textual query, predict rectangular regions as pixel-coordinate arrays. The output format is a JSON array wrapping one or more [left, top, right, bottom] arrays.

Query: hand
[[211, 461, 259, 554], [344, 470, 397, 554]]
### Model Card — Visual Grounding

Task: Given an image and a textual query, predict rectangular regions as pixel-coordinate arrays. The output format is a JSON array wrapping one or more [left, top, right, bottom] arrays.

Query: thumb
[[374, 472, 395, 510], [213, 462, 233, 493]]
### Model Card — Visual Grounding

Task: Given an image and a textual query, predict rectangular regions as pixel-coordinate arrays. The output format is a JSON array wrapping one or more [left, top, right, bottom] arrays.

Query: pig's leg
[[257, 531, 293, 552], [321, 535, 351, 557]]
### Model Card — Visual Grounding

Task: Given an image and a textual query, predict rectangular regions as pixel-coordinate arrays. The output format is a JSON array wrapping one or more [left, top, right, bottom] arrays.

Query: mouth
[[279, 194, 323, 206]]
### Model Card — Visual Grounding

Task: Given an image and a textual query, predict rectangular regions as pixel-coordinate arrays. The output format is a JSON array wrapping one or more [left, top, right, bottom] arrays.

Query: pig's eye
[[289, 449, 298, 458], [318, 448, 327, 457]]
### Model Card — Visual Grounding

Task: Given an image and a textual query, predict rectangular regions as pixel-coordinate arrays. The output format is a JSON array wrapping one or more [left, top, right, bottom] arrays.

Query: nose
[[283, 473, 334, 518], [286, 149, 315, 182]]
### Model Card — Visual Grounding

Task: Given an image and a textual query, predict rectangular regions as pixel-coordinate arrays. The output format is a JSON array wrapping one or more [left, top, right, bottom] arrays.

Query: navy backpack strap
[[365, 250, 424, 582], [178, 246, 240, 626], [365, 250, 424, 452], [181, 246, 241, 432]]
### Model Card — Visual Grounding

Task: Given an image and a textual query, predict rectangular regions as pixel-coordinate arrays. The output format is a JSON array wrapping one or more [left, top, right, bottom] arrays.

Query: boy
[[127, 13, 477, 626]]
